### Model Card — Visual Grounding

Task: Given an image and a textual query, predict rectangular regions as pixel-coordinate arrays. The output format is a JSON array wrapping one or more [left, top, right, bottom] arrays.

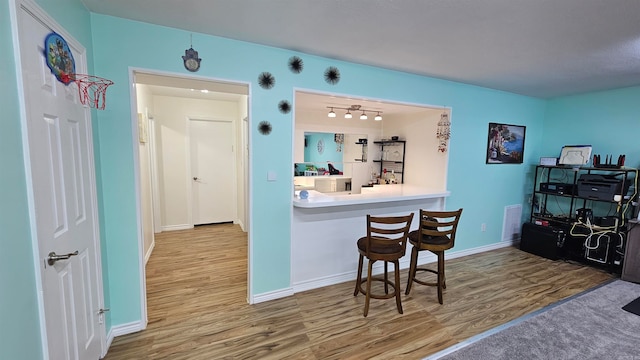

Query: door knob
[[193, 177, 199, 181], [47, 251, 78, 266]]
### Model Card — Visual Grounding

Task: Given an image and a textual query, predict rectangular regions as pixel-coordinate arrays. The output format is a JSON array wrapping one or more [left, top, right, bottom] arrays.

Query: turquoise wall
[[90, 13, 547, 328], [305, 132, 343, 164], [544, 86, 640, 168]]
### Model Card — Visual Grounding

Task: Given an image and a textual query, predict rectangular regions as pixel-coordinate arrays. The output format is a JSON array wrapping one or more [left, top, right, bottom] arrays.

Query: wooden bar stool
[[353, 213, 413, 317], [405, 208, 463, 304]]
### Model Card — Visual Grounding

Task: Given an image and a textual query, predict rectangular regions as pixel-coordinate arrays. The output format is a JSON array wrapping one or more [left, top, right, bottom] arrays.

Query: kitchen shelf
[[374, 140, 405, 184]]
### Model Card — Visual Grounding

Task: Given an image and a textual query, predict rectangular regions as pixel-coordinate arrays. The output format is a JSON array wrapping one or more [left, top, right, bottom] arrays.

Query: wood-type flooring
[[104, 223, 614, 359]]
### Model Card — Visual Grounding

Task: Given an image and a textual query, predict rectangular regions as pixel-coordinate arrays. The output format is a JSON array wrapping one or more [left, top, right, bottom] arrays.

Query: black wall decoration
[[257, 56, 344, 137], [258, 72, 275, 89], [258, 121, 272, 135], [278, 100, 291, 114], [324, 66, 340, 85], [288, 56, 304, 74]]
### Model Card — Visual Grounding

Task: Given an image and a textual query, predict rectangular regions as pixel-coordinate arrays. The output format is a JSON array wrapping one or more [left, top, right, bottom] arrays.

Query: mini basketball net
[[44, 32, 113, 110], [70, 74, 114, 110]]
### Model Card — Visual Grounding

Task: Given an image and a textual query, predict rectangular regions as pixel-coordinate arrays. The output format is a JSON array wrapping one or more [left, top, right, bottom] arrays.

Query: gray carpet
[[428, 280, 640, 360]]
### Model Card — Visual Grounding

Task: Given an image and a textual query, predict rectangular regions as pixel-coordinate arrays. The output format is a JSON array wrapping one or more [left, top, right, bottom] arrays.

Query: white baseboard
[[111, 320, 146, 337], [144, 240, 155, 265], [251, 287, 294, 304], [103, 320, 146, 357], [161, 224, 194, 232], [237, 219, 246, 232], [103, 329, 114, 359], [447, 239, 518, 260], [292, 240, 518, 294], [294, 272, 356, 293]]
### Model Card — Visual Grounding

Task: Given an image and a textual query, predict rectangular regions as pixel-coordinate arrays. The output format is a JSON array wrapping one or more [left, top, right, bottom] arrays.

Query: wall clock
[[317, 139, 325, 154]]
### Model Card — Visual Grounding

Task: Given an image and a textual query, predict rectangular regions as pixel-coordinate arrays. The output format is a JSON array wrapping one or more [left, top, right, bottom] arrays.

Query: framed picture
[[486, 123, 526, 164]]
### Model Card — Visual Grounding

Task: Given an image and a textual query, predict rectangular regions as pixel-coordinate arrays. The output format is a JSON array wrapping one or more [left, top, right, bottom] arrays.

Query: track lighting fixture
[[327, 105, 382, 120]]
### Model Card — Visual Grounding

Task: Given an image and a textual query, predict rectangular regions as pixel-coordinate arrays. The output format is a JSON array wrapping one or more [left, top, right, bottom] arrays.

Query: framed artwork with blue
[[486, 123, 526, 164]]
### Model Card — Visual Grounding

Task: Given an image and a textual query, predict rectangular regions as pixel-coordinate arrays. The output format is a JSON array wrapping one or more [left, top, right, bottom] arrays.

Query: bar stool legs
[[354, 258, 403, 317]]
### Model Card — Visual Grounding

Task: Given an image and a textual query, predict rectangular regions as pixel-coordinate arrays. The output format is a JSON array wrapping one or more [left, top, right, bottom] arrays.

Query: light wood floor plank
[[104, 223, 614, 359]]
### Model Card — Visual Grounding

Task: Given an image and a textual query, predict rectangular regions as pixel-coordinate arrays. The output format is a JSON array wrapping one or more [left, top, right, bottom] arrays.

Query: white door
[[17, 4, 104, 359], [190, 119, 237, 224]]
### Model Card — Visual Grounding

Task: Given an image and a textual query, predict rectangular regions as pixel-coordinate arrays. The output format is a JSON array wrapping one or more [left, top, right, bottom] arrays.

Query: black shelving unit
[[531, 165, 636, 227], [373, 140, 405, 184], [527, 165, 638, 268], [354, 139, 368, 162]]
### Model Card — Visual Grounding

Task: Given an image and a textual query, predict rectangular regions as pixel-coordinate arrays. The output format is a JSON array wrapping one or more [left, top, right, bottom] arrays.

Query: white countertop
[[294, 175, 352, 179], [293, 184, 450, 208]]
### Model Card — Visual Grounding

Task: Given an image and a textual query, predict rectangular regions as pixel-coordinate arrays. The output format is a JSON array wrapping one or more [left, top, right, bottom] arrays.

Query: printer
[[577, 174, 628, 201]]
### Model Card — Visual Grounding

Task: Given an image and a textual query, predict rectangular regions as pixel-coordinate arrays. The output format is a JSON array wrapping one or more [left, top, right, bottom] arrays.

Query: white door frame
[[147, 115, 162, 234], [10, 0, 107, 357], [128, 68, 254, 329]]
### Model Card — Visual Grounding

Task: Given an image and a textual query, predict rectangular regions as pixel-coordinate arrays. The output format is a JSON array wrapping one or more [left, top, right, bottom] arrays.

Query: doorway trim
[[127, 67, 254, 331]]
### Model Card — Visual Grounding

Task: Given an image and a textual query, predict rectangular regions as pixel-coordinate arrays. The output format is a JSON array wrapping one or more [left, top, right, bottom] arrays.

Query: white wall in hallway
[[154, 95, 240, 229]]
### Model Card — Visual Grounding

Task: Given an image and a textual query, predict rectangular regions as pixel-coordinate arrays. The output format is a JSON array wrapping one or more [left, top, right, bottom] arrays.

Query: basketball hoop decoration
[[44, 32, 75, 85], [44, 32, 114, 110], [73, 74, 114, 110]]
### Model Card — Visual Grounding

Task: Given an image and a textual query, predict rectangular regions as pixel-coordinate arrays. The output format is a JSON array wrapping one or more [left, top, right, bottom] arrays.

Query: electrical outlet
[[481, 223, 486, 232]]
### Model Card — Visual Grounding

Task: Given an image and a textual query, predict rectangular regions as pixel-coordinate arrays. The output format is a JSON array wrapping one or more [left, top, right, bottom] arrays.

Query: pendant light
[[326, 105, 381, 120]]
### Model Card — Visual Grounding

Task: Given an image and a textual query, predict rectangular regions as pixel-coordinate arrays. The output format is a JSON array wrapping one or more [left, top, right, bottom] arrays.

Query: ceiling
[[90, 0, 640, 99]]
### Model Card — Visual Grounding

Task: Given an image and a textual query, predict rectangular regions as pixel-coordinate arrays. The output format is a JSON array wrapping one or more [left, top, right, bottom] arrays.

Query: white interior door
[[17, 4, 104, 359], [190, 119, 237, 225]]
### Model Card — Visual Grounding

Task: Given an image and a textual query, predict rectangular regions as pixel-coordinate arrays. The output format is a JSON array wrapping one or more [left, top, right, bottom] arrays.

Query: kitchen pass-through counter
[[293, 184, 449, 208], [291, 184, 450, 293]]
